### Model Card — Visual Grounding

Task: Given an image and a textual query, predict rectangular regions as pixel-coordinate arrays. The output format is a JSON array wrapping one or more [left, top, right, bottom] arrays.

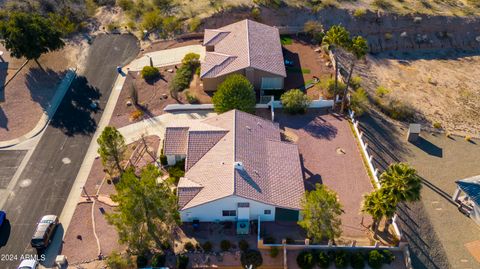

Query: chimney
[[234, 161, 244, 171]]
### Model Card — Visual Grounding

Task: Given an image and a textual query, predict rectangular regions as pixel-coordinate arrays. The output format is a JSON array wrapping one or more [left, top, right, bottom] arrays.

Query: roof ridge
[[233, 110, 237, 195], [246, 19, 251, 68]]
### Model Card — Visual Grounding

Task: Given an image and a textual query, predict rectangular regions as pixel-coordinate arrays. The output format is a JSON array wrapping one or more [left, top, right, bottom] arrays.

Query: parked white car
[[17, 259, 38, 269]]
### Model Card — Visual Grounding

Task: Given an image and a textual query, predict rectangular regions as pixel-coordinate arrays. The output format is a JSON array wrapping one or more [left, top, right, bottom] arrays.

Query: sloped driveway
[[276, 110, 373, 241], [128, 45, 205, 71]]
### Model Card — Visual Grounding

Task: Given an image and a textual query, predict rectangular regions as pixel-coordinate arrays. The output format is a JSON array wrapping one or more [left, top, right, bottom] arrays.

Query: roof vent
[[257, 122, 262, 127], [246, 126, 251, 131], [234, 161, 244, 170]]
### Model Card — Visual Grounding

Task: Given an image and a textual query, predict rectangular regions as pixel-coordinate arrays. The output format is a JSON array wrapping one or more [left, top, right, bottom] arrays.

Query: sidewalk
[[0, 69, 77, 148]]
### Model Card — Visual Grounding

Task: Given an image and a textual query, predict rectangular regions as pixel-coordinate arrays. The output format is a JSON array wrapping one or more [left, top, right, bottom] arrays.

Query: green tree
[[322, 25, 350, 96], [380, 163, 422, 203], [0, 12, 65, 61], [298, 184, 344, 243], [212, 74, 256, 114], [349, 87, 368, 116], [97, 126, 126, 176], [342, 35, 368, 112], [361, 188, 397, 238], [281, 89, 311, 114], [106, 164, 180, 254]]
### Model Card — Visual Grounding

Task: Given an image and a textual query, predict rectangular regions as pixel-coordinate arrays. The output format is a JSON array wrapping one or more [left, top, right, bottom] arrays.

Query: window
[[238, 202, 250, 208], [261, 77, 283, 90], [222, 210, 236, 216], [264, 210, 271, 215]]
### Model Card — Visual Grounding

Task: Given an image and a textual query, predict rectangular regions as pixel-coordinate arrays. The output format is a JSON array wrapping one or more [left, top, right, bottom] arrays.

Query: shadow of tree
[[49, 76, 101, 136], [0, 61, 8, 101], [25, 66, 65, 112], [276, 110, 338, 140], [0, 106, 8, 131]]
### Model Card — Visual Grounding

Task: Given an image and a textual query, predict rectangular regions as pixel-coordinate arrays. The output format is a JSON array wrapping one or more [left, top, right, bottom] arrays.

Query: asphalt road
[[0, 34, 139, 269]]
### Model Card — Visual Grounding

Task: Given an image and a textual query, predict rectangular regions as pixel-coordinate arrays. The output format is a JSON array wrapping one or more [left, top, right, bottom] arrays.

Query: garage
[[275, 207, 299, 221], [261, 77, 284, 90]]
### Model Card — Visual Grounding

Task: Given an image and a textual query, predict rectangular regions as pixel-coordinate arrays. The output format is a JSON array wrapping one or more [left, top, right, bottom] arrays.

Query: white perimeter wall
[[180, 195, 276, 222]]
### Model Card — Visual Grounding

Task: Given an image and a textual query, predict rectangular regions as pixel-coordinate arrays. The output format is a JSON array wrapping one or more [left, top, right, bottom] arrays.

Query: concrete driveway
[[129, 45, 205, 71]]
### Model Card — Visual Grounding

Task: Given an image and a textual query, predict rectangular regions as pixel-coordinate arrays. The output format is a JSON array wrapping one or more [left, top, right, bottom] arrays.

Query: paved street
[[0, 34, 139, 269]]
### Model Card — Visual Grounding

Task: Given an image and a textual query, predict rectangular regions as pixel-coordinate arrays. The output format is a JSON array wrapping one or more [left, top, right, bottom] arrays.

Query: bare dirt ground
[[357, 51, 480, 138], [0, 42, 88, 141]]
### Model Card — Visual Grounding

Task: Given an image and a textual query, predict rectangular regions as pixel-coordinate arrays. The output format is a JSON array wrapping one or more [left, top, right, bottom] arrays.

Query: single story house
[[163, 110, 305, 223], [200, 19, 287, 94], [453, 175, 480, 226]]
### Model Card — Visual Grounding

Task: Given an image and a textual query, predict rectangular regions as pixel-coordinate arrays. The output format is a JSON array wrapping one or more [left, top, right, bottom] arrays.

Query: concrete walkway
[[128, 45, 205, 71]]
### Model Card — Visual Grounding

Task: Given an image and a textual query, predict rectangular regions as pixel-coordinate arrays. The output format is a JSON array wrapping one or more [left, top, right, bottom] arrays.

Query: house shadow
[[300, 154, 322, 191], [25, 66, 64, 112], [49, 76, 101, 136], [276, 110, 337, 140], [411, 136, 443, 158], [282, 47, 305, 91]]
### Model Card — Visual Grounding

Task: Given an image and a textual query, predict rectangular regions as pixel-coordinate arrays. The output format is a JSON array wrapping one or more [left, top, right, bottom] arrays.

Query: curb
[[0, 68, 77, 148]]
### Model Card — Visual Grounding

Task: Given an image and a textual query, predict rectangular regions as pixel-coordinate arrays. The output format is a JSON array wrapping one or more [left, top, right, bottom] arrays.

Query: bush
[[368, 250, 384, 269], [130, 109, 144, 120], [106, 251, 131, 269], [117, 0, 134, 10], [350, 76, 362, 90], [220, 240, 231, 251], [188, 17, 201, 32], [281, 89, 311, 114], [270, 246, 279, 258], [251, 7, 261, 21], [182, 53, 200, 70], [296, 251, 315, 269], [317, 251, 330, 268], [433, 122, 442, 129], [212, 74, 256, 114], [202, 241, 213, 252], [303, 20, 324, 43], [381, 249, 395, 264], [177, 254, 189, 269], [324, 78, 346, 98], [384, 99, 415, 121], [350, 88, 368, 116], [239, 239, 249, 251], [350, 252, 365, 269], [241, 249, 263, 269], [334, 251, 348, 268], [151, 253, 166, 267], [465, 135, 472, 142], [375, 86, 390, 97], [184, 242, 195, 252], [136, 254, 148, 268], [170, 66, 193, 97], [253, 0, 282, 8], [353, 8, 367, 18], [185, 91, 198, 104], [141, 66, 160, 81]]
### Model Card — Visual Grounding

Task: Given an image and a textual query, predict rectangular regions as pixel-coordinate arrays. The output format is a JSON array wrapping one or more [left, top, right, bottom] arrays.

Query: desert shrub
[[281, 89, 311, 114], [136, 254, 148, 268], [177, 254, 189, 269], [107, 22, 119, 32], [350, 76, 362, 90], [241, 249, 263, 269], [353, 8, 367, 18], [220, 240, 231, 251], [371, 0, 393, 10], [170, 67, 193, 97], [251, 7, 261, 21], [182, 53, 201, 70], [130, 109, 144, 120], [151, 253, 166, 267], [334, 251, 348, 268], [350, 252, 365, 269], [184, 242, 195, 252], [317, 251, 330, 268], [188, 17, 201, 32], [141, 10, 162, 31], [303, 20, 324, 43], [368, 250, 384, 269], [202, 241, 213, 252], [160, 16, 182, 38], [296, 251, 315, 269], [385, 33, 393, 40], [185, 91, 198, 104], [270, 246, 279, 258], [350, 88, 368, 116], [212, 74, 256, 114], [433, 122, 442, 129], [465, 135, 472, 142], [324, 78, 346, 98], [106, 251, 131, 269], [381, 249, 395, 264], [253, 0, 282, 8], [239, 239, 249, 251], [141, 66, 160, 81], [117, 0, 134, 10], [375, 86, 390, 97], [384, 99, 415, 121]]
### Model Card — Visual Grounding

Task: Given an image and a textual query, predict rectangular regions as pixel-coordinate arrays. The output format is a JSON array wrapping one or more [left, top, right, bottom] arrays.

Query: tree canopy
[[298, 184, 344, 242], [97, 126, 127, 176], [281, 89, 311, 114], [106, 164, 180, 254], [0, 12, 65, 60], [212, 74, 256, 114], [380, 162, 422, 203]]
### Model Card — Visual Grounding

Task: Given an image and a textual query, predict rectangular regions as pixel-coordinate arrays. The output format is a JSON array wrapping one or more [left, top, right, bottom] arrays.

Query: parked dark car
[[30, 215, 58, 249], [0, 211, 5, 227]]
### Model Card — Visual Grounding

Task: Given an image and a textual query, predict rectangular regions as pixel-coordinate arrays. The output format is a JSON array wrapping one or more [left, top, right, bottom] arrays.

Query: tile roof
[[200, 19, 287, 79], [457, 175, 480, 206], [163, 127, 189, 155], [166, 110, 304, 211]]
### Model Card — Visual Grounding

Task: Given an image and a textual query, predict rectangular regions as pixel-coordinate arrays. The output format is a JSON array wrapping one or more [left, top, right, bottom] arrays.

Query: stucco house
[[163, 110, 305, 224], [200, 19, 287, 94], [453, 175, 480, 226]]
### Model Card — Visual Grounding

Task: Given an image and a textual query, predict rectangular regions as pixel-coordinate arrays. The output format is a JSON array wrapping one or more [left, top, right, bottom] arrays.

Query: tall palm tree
[[361, 188, 397, 238], [322, 25, 350, 97], [380, 163, 422, 203], [341, 36, 369, 113]]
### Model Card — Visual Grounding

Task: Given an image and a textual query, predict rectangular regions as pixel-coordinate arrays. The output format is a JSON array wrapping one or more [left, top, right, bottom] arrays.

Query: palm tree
[[361, 188, 397, 238], [341, 36, 369, 113], [322, 25, 350, 97], [380, 163, 422, 203]]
